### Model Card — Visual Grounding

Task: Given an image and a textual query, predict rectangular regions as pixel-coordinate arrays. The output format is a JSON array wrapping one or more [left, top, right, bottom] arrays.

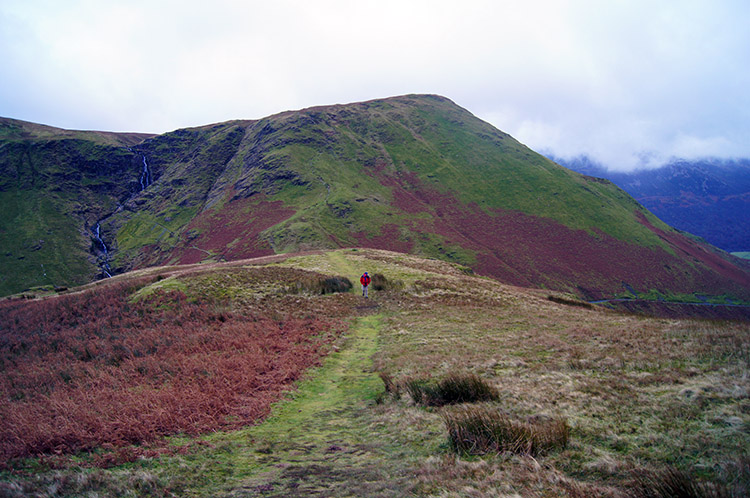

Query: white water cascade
[[93, 222, 112, 278], [140, 154, 151, 190]]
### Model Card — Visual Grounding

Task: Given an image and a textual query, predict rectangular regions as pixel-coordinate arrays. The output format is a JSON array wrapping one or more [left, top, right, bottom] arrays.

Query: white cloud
[[1, 0, 749, 169]]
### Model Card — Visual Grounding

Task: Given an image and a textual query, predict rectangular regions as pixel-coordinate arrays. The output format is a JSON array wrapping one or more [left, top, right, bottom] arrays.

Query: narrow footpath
[[213, 312, 414, 497]]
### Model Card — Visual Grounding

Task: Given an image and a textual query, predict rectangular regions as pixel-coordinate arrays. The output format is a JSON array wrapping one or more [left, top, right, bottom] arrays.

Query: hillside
[[1, 249, 748, 496], [0, 117, 155, 293], [554, 155, 750, 253], [2, 95, 750, 304]]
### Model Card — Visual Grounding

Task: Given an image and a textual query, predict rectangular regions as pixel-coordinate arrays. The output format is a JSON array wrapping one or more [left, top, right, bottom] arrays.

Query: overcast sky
[[2, 0, 748, 171]]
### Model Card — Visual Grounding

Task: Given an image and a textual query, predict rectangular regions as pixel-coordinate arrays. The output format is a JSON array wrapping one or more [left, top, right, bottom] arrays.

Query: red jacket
[[360, 274, 371, 286]]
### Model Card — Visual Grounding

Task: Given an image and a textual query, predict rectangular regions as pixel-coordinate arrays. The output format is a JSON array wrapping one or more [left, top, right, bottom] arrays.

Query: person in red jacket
[[360, 271, 371, 298]]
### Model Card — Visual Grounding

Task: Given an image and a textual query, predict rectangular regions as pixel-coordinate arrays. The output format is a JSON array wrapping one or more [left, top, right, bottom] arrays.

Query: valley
[[553, 155, 750, 254]]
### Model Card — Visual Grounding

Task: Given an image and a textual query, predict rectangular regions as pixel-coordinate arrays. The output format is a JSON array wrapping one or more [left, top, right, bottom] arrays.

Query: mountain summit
[[1, 95, 749, 302]]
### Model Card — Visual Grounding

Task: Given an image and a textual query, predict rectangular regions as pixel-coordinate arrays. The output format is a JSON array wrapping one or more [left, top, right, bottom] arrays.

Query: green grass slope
[[201, 95, 663, 252]]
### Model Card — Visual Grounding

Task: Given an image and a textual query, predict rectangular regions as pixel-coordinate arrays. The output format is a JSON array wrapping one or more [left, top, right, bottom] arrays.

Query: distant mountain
[[552, 155, 750, 253], [2, 95, 749, 304]]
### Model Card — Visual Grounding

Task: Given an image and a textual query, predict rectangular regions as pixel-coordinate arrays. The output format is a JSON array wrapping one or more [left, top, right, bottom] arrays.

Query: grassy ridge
[[0, 117, 152, 146], [243, 95, 671, 258], [294, 96, 663, 239]]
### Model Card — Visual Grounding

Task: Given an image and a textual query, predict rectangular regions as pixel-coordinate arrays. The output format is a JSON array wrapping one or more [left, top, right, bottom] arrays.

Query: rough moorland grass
[[0, 468, 166, 498], [370, 272, 404, 292], [628, 465, 736, 498], [443, 404, 570, 457], [404, 372, 499, 407], [3, 249, 748, 497]]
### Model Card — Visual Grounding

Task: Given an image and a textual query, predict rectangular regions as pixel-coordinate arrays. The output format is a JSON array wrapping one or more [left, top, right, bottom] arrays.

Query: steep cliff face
[[1, 96, 749, 303]]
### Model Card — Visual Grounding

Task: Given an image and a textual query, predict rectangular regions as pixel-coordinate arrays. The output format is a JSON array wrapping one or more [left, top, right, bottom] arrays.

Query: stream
[[589, 298, 750, 309]]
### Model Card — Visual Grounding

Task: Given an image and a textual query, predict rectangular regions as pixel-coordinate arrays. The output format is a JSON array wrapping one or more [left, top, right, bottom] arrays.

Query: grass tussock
[[370, 273, 404, 292], [288, 275, 352, 295], [404, 372, 499, 407], [443, 404, 570, 456], [378, 371, 400, 395], [628, 466, 736, 498], [321, 276, 353, 294]]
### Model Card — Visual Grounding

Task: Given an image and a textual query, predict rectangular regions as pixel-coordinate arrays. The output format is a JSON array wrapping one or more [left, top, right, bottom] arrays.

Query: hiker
[[360, 271, 371, 298]]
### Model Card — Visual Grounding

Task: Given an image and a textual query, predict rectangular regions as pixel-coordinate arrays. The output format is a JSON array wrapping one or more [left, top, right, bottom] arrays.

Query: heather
[[0, 269, 345, 465]]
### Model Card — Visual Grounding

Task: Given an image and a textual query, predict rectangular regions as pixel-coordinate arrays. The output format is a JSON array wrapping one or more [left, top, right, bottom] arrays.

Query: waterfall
[[88, 149, 151, 279], [140, 154, 151, 190], [93, 222, 112, 278]]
